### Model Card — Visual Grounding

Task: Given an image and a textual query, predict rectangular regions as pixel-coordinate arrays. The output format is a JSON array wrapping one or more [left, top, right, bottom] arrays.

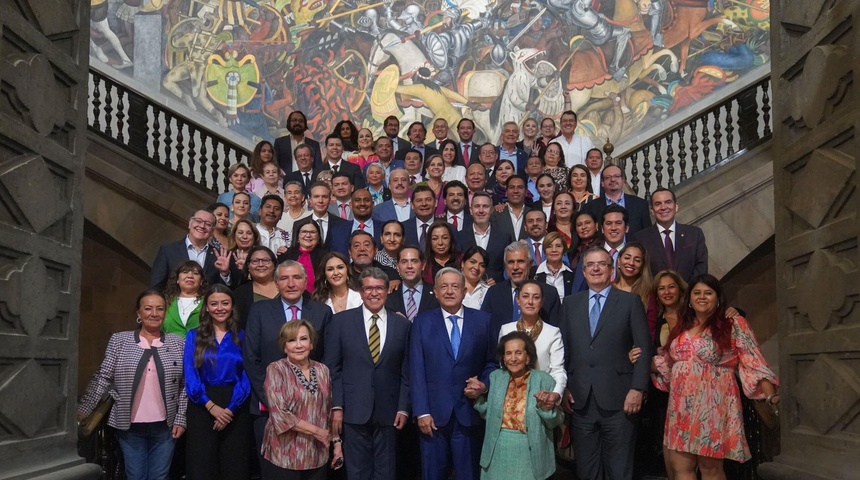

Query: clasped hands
[[208, 403, 233, 431]]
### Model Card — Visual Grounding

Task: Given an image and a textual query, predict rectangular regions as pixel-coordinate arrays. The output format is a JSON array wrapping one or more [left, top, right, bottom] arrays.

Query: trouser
[[185, 385, 252, 480], [115, 421, 176, 480]]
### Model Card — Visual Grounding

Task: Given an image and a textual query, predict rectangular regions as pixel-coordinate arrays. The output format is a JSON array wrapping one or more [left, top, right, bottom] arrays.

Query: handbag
[[78, 393, 115, 439]]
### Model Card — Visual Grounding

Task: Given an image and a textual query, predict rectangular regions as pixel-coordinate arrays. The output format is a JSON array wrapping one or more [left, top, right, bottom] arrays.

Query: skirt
[[481, 429, 540, 480]]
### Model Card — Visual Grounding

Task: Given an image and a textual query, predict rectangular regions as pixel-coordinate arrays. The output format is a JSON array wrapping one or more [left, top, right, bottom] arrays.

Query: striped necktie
[[369, 314, 380, 363], [406, 288, 418, 321]]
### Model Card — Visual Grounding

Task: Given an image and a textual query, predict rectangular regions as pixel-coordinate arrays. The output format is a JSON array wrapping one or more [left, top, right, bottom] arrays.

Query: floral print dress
[[652, 316, 778, 462]]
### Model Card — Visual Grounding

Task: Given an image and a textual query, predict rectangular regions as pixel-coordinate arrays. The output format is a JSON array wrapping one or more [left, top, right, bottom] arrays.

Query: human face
[[426, 156, 444, 179], [189, 210, 215, 242], [689, 282, 718, 317], [526, 157, 543, 177], [232, 194, 250, 217], [432, 119, 449, 140], [650, 190, 678, 226], [234, 222, 255, 249], [326, 138, 344, 160], [575, 214, 597, 240], [470, 195, 492, 225], [560, 113, 577, 136], [285, 184, 304, 208], [537, 176, 555, 201], [503, 338, 530, 377], [205, 292, 233, 325], [384, 118, 400, 137], [430, 226, 451, 257], [408, 123, 426, 144], [324, 257, 348, 288], [376, 138, 393, 160], [444, 186, 466, 214], [351, 190, 374, 220], [284, 325, 313, 364], [309, 186, 331, 215], [137, 294, 166, 334], [495, 162, 514, 183], [297, 224, 320, 250], [248, 250, 275, 282], [553, 193, 574, 220], [441, 143, 457, 165], [585, 150, 603, 172], [602, 212, 628, 246], [397, 248, 425, 285], [525, 211, 546, 240], [523, 118, 538, 138], [583, 250, 612, 290], [277, 265, 308, 303], [262, 163, 280, 186], [360, 276, 388, 312], [381, 223, 403, 254], [349, 234, 376, 266], [212, 206, 229, 233], [619, 246, 644, 279], [545, 238, 565, 263], [339, 122, 354, 140], [505, 248, 530, 286], [357, 128, 374, 149], [404, 152, 423, 174], [434, 271, 465, 313], [544, 144, 562, 167], [516, 283, 543, 319], [462, 252, 486, 284], [479, 145, 497, 167], [366, 165, 384, 187], [506, 177, 526, 205], [458, 120, 475, 142], [412, 191, 437, 220], [178, 268, 202, 294], [570, 167, 588, 191], [656, 275, 681, 308], [260, 199, 283, 227], [229, 167, 250, 191], [466, 164, 486, 190], [295, 147, 314, 171], [601, 166, 624, 196], [389, 170, 409, 196], [540, 118, 556, 138], [502, 123, 519, 146], [287, 112, 308, 135], [331, 176, 353, 200], [259, 143, 274, 163]]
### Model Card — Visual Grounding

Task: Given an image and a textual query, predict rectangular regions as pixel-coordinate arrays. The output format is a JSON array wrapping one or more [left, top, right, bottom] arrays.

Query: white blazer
[[499, 321, 567, 396]]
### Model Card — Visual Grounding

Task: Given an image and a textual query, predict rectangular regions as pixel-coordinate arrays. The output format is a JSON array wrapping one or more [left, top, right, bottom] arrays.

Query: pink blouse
[[130, 337, 167, 423]]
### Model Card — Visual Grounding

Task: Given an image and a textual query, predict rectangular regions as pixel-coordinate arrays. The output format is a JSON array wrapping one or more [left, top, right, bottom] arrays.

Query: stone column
[[0, 1, 100, 478], [759, 1, 860, 478]]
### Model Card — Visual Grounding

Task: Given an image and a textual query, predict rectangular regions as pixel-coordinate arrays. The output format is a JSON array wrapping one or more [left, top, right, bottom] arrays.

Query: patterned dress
[[652, 316, 777, 461]]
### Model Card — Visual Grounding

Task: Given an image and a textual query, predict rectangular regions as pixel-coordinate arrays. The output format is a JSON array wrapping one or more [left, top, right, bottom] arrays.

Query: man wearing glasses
[[149, 208, 231, 291], [583, 164, 651, 235]]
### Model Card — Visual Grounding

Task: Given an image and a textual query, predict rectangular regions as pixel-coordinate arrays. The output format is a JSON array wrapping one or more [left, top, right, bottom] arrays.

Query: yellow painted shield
[[370, 64, 401, 121], [205, 52, 260, 108]]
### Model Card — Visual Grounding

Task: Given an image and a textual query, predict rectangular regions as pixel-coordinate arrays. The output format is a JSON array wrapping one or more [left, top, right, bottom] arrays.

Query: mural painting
[[89, 0, 771, 146]]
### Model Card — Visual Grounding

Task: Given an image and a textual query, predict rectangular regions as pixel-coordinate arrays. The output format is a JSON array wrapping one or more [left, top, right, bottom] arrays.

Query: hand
[[313, 426, 331, 447], [656, 346, 667, 356], [726, 306, 740, 319], [331, 409, 343, 436], [628, 346, 642, 364], [494, 203, 507, 213], [463, 376, 486, 399], [276, 246, 288, 256], [172, 426, 186, 438], [485, 278, 496, 287], [209, 404, 234, 425], [417, 415, 437, 436], [213, 419, 227, 431], [213, 246, 232, 275], [388, 280, 401, 293], [561, 388, 574, 414], [533, 390, 560, 410], [394, 412, 408, 430], [623, 389, 643, 415], [331, 442, 344, 469]]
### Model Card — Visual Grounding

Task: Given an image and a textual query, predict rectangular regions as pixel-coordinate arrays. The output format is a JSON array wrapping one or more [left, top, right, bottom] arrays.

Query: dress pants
[[343, 421, 396, 480], [571, 392, 638, 480], [186, 385, 252, 480], [419, 419, 482, 480]]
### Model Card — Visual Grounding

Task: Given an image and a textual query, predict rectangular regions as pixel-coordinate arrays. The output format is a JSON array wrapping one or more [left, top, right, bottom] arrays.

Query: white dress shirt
[[325, 289, 363, 314], [311, 213, 329, 240], [536, 260, 573, 302], [393, 199, 412, 222], [551, 134, 595, 167], [473, 225, 491, 249], [657, 221, 677, 247], [443, 307, 466, 341], [362, 306, 388, 354]]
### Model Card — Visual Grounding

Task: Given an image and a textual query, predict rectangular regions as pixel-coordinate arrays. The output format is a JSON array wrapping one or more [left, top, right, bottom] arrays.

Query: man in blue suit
[[410, 267, 496, 480], [496, 121, 529, 174], [325, 268, 411, 480]]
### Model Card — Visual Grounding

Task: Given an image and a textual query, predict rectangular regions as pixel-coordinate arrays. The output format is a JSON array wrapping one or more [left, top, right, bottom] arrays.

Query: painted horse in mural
[[659, 0, 741, 77]]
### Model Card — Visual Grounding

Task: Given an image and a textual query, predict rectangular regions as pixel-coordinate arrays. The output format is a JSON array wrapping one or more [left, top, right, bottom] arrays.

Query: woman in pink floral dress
[[652, 274, 779, 480]]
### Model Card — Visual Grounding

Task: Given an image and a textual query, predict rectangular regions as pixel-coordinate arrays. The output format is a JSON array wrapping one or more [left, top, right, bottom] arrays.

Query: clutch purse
[[78, 394, 115, 439]]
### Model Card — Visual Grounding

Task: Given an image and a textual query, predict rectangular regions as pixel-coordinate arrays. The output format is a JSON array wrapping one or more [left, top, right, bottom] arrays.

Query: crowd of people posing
[[78, 110, 780, 480]]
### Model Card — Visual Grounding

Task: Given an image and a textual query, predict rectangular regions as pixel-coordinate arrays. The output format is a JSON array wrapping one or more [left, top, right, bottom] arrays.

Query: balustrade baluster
[[689, 119, 699, 176], [630, 151, 639, 195], [164, 114, 174, 171], [176, 121, 186, 177], [666, 132, 675, 188], [201, 134, 214, 190], [104, 81, 114, 138], [654, 139, 663, 189], [188, 125, 198, 185], [762, 81, 771, 137], [678, 126, 687, 182], [725, 102, 735, 156], [702, 113, 711, 169], [152, 109, 161, 161], [116, 86, 126, 144], [713, 106, 723, 164], [92, 74, 102, 131], [642, 144, 651, 197]]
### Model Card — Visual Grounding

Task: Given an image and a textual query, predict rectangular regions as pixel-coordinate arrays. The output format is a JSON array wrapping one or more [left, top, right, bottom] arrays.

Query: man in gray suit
[[559, 247, 651, 480]]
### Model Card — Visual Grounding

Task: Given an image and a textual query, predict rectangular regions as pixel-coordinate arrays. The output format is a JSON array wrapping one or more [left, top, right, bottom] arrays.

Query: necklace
[[178, 297, 199, 317]]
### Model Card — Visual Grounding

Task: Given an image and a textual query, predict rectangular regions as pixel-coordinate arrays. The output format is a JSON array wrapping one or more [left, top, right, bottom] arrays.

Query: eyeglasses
[[585, 261, 610, 269], [361, 286, 387, 293], [250, 258, 273, 265], [299, 230, 319, 236], [604, 174, 623, 180], [191, 217, 214, 229]]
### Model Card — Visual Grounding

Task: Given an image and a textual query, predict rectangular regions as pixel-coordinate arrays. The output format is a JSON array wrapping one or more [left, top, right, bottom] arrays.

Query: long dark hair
[[334, 119, 359, 151], [311, 251, 353, 303], [194, 284, 241, 369], [250, 140, 275, 178], [666, 274, 732, 353], [422, 221, 460, 283], [163, 260, 209, 303]]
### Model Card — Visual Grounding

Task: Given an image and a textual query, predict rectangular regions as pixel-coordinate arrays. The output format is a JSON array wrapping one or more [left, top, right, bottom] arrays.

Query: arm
[[629, 298, 653, 392], [264, 362, 330, 444], [733, 316, 779, 399], [534, 374, 563, 429], [409, 318, 430, 418], [78, 333, 121, 419], [546, 329, 568, 396], [692, 229, 709, 278], [183, 331, 210, 407], [322, 319, 344, 409]]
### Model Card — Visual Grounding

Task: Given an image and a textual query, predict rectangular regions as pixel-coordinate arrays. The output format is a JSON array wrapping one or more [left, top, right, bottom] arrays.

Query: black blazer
[[395, 144, 439, 161], [630, 223, 708, 284], [242, 295, 332, 414], [456, 226, 514, 282], [273, 136, 323, 174], [459, 141, 481, 166], [284, 166, 323, 195], [149, 238, 222, 292], [583, 194, 652, 235], [534, 269, 576, 300], [481, 279, 562, 338], [490, 205, 532, 241], [328, 219, 382, 255], [292, 214, 349, 249], [386, 282, 439, 318], [277, 245, 331, 273], [322, 160, 366, 189]]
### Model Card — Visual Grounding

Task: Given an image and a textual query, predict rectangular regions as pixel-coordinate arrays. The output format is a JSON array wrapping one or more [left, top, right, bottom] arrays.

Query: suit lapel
[[591, 289, 619, 341], [353, 312, 375, 365], [435, 310, 456, 359]]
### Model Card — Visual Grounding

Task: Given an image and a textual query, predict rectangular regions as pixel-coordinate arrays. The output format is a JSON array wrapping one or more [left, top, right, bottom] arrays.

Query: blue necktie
[[589, 293, 603, 336], [512, 288, 521, 322], [449, 315, 461, 358]]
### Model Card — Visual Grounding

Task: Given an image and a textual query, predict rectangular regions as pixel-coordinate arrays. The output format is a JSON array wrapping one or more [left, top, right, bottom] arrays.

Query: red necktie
[[359, 223, 366, 230], [452, 215, 459, 229], [534, 242, 541, 265], [463, 144, 470, 163], [339, 204, 348, 219]]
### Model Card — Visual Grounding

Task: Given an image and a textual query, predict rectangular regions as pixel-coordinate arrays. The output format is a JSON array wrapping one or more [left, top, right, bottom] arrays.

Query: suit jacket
[[242, 296, 332, 415], [456, 226, 514, 282], [322, 160, 366, 189], [559, 287, 652, 411], [328, 218, 381, 254], [273, 136, 323, 174], [436, 211, 472, 235], [458, 141, 481, 166], [162, 298, 202, 337], [495, 145, 529, 174], [475, 369, 562, 480], [292, 214, 349, 249], [583, 194, 652, 235], [409, 307, 496, 426], [328, 201, 354, 222], [534, 269, 576, 300], [388, 136, 411, 155], [402, 216, 436, 248], [324, 307, 411, 425], [630, 223, 708, 284], [149, 238, 222, 292], [490, 205, 532, 241], [395, 144, 438, 161], [481, 280, 561, 337], [284, 167, 322, 196], [373, 199, 413, 223], [386, 282, 439, 318]]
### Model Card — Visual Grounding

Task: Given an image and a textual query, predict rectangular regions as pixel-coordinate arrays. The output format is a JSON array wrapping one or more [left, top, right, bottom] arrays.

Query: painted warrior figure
[[545, 0, 631, 79], [422, 8, 491, 85]]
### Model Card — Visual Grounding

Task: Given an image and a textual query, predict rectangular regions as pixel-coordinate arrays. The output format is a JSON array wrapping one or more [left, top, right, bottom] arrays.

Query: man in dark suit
[[436, 181, 470, 234], [571, 204, 630, 293], [457, 118, 481, 165], [585, 148, 604, 197], [402, 185, 437, 250], [559, 247, 651, 480], [150, 208, 229, 291], [321, 133, 366, 188], [524, 209, 548, 266], [375, 136, 404, 185], [386, 246, 439, 320], [631, 187, 708, 283], [395, 121, 438, 161], [410, 267, 496, 480], [490, 176, 531, 240], [242, 260, 333, 454], [583, 164, 651, 235], [282, 144, 321, 195], [457, 191, 512, 281], [292, 181, 348, 249], [325, 267, 411, 480], [496, 121, 529, 173], [383, 115, 410, 154], [273, 110, 322, 174], [429, 118, 451, 151], [481, 240, 561, 337]]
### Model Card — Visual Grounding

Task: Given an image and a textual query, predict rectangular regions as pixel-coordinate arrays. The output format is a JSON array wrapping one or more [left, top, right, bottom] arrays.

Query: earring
[[136, 317, 142, 324], [688, 303, 692, 308]]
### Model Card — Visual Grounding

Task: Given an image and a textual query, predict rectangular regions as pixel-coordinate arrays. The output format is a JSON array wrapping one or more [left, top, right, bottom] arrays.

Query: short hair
[[526, 209, 547, 222], [586, 147, 603, 159], [331, 171, 354, 186], [287, 110, 308, 125], [502, 120, 519, 130], [650, 187, 677, 204], [260, 194, 284, 211], [561, 110, 578, 121], [601, 204, 628, 225], [443, 180, 467, 197], [457, 118, 475, 129], [325, 133, 342, 145], [403, 149, 423, 160], [349, 229, 375, 246], [381, 219, 405, 235], [135, 288, 166, 313], [364, 162, 385, 177], [411, 184, 435, 201], [407, 121, 426, 134], [227, 162, 251, 178], [277, 259, 307, 279], [375, 136, 393, 146], [434, 266, 465, 286], [309, 181, 331, 194], [479, 142, 496, 153], [398, 244, 426, 263], [284, 180, 303, 191], [496, 331, 538, 371], [601, 164, 625, 181], [504, 239, 533, 263], [543, 231, 566, 251], [505, 174, 525, 188], [384, 115, 399, 125], [471, 190, 492, 203], [277, 319, 318, 351], [294, 143, 314, 158], [359, 266, 389, 285], [241, 245, 277, 280], [581, 246, 613, 271], [528, 155, 545, 167]]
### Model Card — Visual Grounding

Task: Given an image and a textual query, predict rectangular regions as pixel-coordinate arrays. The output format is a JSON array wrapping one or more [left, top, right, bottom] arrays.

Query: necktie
[[449, 315, 461, 358], [452, 215, 459, 229], [303, 172, 310, 189], [288, 305, 299, 321], [359, 222, 366, 231], [589, 293, 602, 336], [411, 175, 418, 185], [339, 204, 349, 219], [512, 288, 521, 322], [368, 314, 380, 363], [317, 219, 325, 240], [406, 288, 417, 321], [463, 144, 470, 163], [663, 229, 675, 267], [533, 241, 541, 265], [419, 223, 428, 248], [332, 164, 339, 174]]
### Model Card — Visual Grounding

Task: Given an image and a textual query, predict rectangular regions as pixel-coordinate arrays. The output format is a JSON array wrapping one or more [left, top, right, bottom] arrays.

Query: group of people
[[77, 110, 780, 480]]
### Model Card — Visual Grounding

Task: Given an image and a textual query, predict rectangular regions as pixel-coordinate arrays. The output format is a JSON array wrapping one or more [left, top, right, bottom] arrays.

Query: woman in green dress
[[162, 260, 208, 337]]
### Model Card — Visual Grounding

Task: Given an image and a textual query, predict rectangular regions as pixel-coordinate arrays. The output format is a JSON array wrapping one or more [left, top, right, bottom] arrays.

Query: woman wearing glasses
[[279, 221, 329, 294], [233, 246, 279, 329]]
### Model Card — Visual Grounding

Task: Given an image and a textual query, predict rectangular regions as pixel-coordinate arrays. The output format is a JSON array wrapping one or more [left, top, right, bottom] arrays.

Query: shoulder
[[489, 369, 507, 383], [541, 322, 561, 335], [464, 307, 491, 324], [499, 322, 516, 335], [164, 333, 186, 348]]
